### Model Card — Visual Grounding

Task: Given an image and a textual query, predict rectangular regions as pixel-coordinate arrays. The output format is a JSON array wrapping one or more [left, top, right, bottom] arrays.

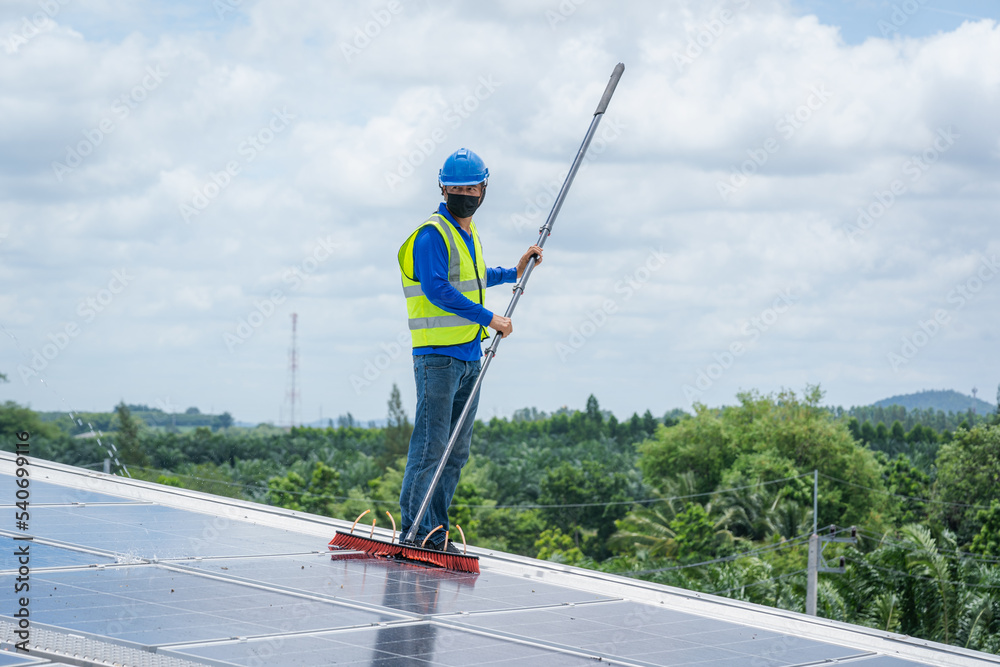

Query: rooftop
[[2, 453, 998, 666]]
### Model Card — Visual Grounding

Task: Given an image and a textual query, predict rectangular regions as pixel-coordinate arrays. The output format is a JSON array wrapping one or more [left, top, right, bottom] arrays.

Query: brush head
[[396, 542, 480, 574], [328, 530, 480, 573], [329, 531, 402, 558]]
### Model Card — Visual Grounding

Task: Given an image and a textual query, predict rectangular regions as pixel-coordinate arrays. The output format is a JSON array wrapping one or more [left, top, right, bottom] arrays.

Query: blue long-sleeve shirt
[[411, 203, 517, 361]]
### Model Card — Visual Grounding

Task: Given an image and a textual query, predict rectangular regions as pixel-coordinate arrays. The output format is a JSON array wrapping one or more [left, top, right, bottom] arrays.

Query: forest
[[2, 385, 999, 655]]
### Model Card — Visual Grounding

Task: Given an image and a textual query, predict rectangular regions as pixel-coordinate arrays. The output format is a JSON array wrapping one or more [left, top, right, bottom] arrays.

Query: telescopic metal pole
[[404, 63, 625, 545]]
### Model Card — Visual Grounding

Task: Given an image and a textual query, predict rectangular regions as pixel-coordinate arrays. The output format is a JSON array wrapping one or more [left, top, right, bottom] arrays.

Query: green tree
[[860, 420, 876, 444], [642, 409, 658, 435], [303, 461, 341, 515], [611, 472, 735, 561], [884, 454, 930, 524], [607, 414, 619, 440], [667, 503, 736, 564], [381, 383, 412, 469], [890, 420, 906, 442], [538, 460, 630, 557], [838, 524, 1000, 652], [846, 417, 862, 442], [639, 387, 889, 529], [903, 524, 958, 644], [266, 461, 341, 516], [535, 528, 584, 565], [0, 401, 62, 441], [448, 480, 484, 543], [215, 412, 233, 430], [585, 394, 602, 425], [715, 473, 811, 541], [907, 424, 937, 444], [478, 508, 548, 556], [113, 402, 150, 469], [934, 424, 1000, 543], [969, 500, 1000, 558], [148, 462, 246, 498], [266, 470, 309, 511], [638, 405, 731, 495]]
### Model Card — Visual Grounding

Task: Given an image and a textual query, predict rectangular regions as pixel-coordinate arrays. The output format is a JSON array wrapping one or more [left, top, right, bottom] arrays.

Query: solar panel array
[[1, 469, 993, 666]]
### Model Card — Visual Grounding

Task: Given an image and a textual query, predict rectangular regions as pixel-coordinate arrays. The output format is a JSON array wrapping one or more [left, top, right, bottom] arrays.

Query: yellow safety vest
[[398, 213, 489, 348]]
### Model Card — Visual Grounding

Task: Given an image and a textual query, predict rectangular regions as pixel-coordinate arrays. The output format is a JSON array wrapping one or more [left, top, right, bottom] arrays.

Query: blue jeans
[[399, 354, 481, 544]]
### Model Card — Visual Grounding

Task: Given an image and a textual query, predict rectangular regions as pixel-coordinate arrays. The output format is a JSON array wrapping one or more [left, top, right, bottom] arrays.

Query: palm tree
[[836, 524, 1000, 654], [715, 479, 813, 541], [610, 472, 737, 560], [901, 524, 955, 644]]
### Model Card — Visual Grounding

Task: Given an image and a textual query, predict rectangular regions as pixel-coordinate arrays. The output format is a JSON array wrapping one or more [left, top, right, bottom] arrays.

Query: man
[[397, 147, 543, 551]]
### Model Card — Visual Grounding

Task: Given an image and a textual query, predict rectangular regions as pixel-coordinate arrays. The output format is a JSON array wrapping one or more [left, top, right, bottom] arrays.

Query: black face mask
[[445, 191, 484, 219]]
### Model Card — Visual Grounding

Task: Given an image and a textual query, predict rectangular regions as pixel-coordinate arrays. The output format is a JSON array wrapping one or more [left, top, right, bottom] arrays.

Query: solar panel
[[0, 537, 114, 570], [0, 650, 39, 665], [448, 601, 866, 665], [0, 477, 136, 505], [168, 625, 602, 666], [16, 504, 322, 559], [846, 658, 940, 667], [178, 553, 614, 614], [3, 566, 400, 646]]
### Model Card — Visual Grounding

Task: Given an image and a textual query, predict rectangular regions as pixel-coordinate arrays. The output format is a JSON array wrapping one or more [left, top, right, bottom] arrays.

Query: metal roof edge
[[476, 551, 1000, 667], [0, 452, 350, 540]]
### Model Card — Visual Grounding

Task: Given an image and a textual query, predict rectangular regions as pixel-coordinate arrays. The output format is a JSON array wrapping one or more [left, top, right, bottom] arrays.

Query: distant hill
[[873, 389, 995, 415]]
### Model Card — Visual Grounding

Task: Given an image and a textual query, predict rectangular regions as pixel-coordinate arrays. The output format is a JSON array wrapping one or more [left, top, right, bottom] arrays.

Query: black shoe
[[430, 540, 464, 554], [400, 537, 434, 549]]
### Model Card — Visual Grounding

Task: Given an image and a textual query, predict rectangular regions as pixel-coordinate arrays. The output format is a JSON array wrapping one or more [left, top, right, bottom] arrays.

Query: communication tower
[[286, 313, 300, 427]]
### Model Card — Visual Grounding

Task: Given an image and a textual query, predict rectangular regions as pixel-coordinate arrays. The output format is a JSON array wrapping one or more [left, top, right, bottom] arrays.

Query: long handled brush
[[331, 62, 625, 573], [330, 511, 480, 572]]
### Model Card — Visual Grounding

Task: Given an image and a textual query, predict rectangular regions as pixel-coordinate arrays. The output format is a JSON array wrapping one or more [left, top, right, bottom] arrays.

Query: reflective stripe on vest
[[398, 214, 488, 347], [402, 279, 481, 298]]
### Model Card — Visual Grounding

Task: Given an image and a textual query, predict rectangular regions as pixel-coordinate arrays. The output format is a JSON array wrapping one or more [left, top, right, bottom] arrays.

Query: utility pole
[[812, 469, 818, 535], [807, 470, 819, 615], [807, 532, 819, 615], [807, 523, 858, 616], [806, 471, 858, 616]]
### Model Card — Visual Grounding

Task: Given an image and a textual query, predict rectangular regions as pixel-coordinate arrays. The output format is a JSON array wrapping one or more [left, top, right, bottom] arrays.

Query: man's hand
[[516, 245, 544, 279], [489, 313, 512, 338]]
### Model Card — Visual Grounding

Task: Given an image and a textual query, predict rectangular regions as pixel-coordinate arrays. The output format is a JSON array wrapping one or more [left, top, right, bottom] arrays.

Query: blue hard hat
[[439, 148, 489, 186]]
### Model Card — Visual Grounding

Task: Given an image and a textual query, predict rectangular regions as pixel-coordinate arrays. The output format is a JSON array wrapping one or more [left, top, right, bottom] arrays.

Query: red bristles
[[328, 530, 479, 573], [396, 542, 479, 574], [328, 531, 402, 558]]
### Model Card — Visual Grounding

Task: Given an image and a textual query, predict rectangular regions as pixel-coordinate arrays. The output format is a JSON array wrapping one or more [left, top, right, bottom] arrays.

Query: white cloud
[[1, 0, 998, 423]]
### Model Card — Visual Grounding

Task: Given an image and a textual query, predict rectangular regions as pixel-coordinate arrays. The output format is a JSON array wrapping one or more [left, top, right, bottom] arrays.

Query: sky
[[2, 0, 999, 426]]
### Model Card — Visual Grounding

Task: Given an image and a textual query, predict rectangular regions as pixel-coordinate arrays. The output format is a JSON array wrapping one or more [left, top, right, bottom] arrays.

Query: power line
[[710, 569, 807, 596], [857, 530, 1000, 566], [620, 533, 813, 577], [848, 560, 1000, 590], [464, 472, 813, 509], [818, 472, 993, 510]]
